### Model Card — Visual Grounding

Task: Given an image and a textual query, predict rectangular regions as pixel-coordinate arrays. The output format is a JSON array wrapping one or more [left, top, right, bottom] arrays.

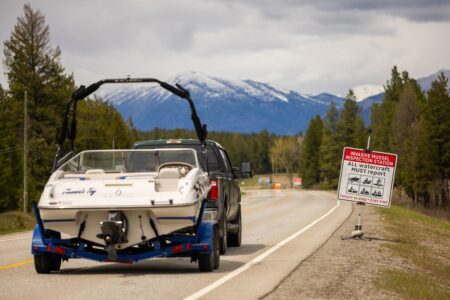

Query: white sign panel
[[337, 147, 397, 207]]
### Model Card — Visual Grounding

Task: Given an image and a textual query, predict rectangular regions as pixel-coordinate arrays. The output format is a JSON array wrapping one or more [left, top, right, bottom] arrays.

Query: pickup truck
[[133, 139, 252, 254]]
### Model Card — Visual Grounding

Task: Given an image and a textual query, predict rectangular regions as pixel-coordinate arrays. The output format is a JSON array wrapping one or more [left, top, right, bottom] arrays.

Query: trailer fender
[[197, 220, 217, 251], [31, 224, 46, 254]]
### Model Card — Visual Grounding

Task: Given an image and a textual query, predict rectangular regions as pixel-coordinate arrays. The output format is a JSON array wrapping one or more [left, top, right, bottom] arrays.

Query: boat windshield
[[59, 149, 198, 173]]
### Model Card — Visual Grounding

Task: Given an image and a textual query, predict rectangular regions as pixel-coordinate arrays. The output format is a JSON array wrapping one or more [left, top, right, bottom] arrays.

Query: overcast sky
[[1, 0, 450, 95]]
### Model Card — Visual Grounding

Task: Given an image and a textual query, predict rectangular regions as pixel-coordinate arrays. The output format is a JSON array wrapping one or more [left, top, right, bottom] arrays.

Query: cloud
[[1, 0, 450, 94]]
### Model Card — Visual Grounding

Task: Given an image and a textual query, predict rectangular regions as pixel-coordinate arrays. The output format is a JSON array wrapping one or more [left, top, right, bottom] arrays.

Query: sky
[[0, 0, 449, 95]]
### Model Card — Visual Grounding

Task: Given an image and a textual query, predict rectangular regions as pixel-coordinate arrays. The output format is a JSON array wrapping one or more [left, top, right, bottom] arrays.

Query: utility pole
[[23, 90, 28, 214]]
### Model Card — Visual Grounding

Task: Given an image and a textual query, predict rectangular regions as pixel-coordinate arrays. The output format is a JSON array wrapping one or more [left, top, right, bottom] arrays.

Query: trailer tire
[[34, 253, 53, 274], [198, 226, 220, 272], [227, 205, 242, 247], [50, 254, 62, 271]]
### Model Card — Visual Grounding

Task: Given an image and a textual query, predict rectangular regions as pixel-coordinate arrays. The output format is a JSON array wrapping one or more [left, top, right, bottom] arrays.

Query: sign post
[[339, 134, 397, 240]]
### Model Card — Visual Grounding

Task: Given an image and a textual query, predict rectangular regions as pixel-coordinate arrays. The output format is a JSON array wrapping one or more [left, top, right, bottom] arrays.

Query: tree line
[[299, 67, 450, 211]]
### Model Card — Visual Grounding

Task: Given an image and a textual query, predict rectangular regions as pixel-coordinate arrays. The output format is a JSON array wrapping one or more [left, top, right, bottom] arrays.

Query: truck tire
[[219, 213, 228, 255], [198, 226, 220, 272], [227, 205, 242, 247], [34, 253, 53, 274]]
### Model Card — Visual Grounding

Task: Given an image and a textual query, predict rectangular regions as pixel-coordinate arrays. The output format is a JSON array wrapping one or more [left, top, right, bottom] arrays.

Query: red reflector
[[202, 245, 209, 250], [171, 245, 184, 253], [186, 244, 192, 250], [54, 246, 66, 255], [47, 245, 52, 252], [33, 246, 38, 251], [209, 180, 218, 200]]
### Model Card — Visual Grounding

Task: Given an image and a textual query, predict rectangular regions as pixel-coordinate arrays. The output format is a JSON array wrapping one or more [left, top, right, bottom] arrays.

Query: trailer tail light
[[171, 245, 184, 253], [209, 180, 218, 201], [54, 246, 66, 255]]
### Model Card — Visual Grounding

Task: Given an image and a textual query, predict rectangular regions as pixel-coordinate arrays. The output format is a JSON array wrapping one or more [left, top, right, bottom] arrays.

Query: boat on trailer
[[32, 77, 220, 273]]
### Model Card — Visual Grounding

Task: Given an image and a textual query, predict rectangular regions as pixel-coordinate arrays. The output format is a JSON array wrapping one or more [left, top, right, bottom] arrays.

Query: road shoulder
[[264, 204, 399, 300]]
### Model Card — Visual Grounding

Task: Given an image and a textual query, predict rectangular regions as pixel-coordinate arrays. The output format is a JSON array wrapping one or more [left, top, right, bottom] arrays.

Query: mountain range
[[95, 70, 450, 135]]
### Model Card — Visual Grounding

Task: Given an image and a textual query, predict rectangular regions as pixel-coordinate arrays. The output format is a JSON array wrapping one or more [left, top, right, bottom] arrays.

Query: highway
[[0, 190, 351, 300]]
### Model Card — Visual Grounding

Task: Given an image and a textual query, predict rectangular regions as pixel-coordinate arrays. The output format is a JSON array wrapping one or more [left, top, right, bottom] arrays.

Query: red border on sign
[[343, 148, 396, 167]]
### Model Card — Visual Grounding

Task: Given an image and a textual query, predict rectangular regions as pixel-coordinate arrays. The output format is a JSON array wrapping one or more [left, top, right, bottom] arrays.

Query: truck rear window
[[134, 144, 220, 171]]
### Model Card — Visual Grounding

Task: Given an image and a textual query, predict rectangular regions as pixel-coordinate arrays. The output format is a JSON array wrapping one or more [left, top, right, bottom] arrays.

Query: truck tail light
[[209, 180, 218, 201]]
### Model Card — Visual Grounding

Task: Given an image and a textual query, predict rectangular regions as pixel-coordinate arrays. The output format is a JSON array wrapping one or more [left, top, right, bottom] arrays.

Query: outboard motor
[[98, 211, 128, 260]]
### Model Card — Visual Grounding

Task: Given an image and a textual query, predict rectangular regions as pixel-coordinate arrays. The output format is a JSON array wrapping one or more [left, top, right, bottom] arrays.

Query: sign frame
[[337, 147, 397, 208]]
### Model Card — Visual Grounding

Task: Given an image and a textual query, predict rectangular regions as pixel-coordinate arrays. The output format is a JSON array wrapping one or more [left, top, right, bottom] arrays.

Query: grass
[[0, 211, 35, 235], [239, 174, 274, 189], [376, 205, 450, 300], [239, 173, 294, 190]]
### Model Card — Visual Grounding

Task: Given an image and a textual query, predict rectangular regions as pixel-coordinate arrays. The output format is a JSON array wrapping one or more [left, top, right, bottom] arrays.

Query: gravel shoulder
[[264, 203, 399, 300]]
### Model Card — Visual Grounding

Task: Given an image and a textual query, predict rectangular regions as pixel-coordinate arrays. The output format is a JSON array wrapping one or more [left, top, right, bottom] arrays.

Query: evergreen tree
[[299, 116, 323, 188], [2, 4, 74, 209], [391, 81, 423, 200], [76, 99, 136, 150], [255, 130, 272, 173], [319, 102, 341, 188], [0, 87, 22, 211], [337, 89, 367, 149], [371, 66, 413, 152], [419, 73, 450, 209]]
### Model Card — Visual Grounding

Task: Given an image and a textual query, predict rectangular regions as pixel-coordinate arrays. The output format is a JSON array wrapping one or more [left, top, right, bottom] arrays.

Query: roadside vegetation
[[376, 205, 450, 299], [299, 67, 450, 214], [0, 211, 34, 235]]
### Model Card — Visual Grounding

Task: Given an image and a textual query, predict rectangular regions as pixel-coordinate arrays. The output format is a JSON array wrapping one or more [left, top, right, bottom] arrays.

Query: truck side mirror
[[241, 162, 253, 178]]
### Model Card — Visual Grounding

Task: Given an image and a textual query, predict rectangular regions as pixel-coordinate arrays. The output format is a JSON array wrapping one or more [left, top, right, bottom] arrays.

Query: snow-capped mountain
[[416, 69, 450, 91], [352, 85, 384, 102], [94, 70, 449, 135], [94, 71, 346, 135]]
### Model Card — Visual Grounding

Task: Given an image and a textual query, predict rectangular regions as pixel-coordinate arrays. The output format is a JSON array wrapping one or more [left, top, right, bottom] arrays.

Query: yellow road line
[[0, 259, 33, 270]]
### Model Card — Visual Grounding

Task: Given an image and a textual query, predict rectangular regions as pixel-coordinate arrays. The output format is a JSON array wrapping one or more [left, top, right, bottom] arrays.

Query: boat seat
[[156, 168, 180, 192], [85, 169, 105, 174], [159, 168, 180, 179]]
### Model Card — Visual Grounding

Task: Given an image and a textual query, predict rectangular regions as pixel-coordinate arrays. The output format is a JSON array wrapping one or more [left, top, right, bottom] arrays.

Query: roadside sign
[[337, 147, 397, 207], [293, 177, 302, 186]]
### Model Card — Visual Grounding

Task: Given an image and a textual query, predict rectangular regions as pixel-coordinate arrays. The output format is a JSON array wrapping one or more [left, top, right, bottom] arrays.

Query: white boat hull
[[40, 203, 201, 248]]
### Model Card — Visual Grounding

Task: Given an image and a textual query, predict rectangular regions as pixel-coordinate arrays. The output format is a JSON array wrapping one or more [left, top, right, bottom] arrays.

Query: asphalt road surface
[[0, 190, 351, 300]]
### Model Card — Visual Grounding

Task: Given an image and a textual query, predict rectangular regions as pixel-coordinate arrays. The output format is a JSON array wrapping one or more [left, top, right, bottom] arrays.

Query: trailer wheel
[[198, 226, 220, 272], [227, 205, 242, 247], [50, 254, 62, 271], [34, 253, 53, 274]]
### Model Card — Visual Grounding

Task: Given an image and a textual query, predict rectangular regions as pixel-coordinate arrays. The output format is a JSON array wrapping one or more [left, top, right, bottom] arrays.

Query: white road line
[[184, 200, 341, 300], [0, 234, 32, 243]]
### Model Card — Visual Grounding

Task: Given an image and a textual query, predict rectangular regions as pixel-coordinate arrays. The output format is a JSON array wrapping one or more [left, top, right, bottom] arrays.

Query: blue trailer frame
[[31, 200, 218, 268]]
